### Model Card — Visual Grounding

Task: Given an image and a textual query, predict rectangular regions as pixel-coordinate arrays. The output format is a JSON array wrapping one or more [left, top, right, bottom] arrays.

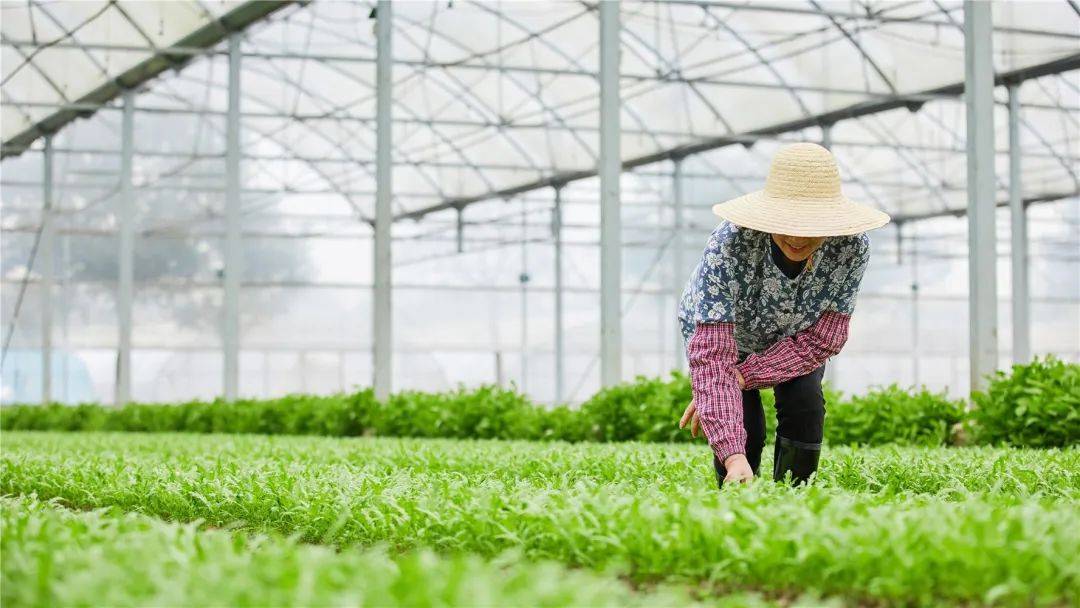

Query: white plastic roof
[[1, 1, 245, 142], [2, 0, 1078, 224]]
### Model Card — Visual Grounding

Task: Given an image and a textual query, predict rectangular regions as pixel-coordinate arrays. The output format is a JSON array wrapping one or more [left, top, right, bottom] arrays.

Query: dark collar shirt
[[770, 236, 807, 280]]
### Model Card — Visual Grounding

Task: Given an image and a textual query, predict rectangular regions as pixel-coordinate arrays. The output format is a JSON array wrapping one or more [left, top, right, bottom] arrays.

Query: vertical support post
[[519, 199, 529, 393], [964, 0, 998, 391], [116, 89, 135, 405], [60, 234, 70, 402], [372, 0, 394, 401], [223, 33, 242, 401], [552, 186, 564, 403], [821, 123, 833, 150], [894, 222, 903, 265], [671, 157, 685, 372], [910, 222, 920, 385], [40, 135, 54, 405], [455, 207, 464, 253], [494, 352, 504, 387], [1007, 83, 1029, 364], [599, 0, 622, 387]]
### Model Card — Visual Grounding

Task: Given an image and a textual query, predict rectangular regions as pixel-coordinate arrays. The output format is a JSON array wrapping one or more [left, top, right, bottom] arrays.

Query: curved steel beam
[[396, 51, 1080, 221], [2, 0, 300, 158]]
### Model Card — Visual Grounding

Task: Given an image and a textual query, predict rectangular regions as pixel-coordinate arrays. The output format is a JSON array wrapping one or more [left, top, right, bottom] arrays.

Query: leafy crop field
[[2, 496, 739, 608], [3, 431, 1078, 607], [6, 357, 1075, 449]]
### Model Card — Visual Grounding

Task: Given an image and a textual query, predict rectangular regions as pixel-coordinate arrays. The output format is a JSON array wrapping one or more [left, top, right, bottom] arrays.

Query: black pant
[[713, 364, 827, 478]]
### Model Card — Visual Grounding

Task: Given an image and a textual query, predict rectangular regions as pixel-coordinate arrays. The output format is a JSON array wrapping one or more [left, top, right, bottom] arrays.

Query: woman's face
[[771, 233, 827, 262]]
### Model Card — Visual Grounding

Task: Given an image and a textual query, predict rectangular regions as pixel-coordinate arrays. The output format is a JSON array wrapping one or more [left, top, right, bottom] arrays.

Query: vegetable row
[[5, 431, 1076, 499], [3, 358, 1074, 448], [3, 432, 1077, 606], [5, 497, 767, 608]]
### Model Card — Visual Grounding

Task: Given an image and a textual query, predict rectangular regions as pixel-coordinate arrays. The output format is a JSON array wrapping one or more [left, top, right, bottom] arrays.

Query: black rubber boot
[[772, 435, 821, 486]]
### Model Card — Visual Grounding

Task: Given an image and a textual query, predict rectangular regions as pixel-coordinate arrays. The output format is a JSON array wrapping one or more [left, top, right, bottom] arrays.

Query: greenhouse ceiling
[[2, 0, 1078, 224]]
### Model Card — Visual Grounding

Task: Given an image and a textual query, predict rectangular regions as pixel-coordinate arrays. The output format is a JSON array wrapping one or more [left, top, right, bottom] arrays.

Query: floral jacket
[[677, 220, 870, 461]]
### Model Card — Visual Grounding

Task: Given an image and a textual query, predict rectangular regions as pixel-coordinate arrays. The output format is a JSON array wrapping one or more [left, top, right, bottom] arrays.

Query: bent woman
[[677, 142, 890, 487]]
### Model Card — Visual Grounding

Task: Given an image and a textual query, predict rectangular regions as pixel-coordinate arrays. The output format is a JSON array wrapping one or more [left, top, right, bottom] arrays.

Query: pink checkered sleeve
[[736, 311, 850, 390], [687, 322, 745, 463]]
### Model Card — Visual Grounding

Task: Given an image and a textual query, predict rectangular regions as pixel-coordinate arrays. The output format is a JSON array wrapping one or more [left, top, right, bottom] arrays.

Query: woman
[[676, 142, 890, 487]]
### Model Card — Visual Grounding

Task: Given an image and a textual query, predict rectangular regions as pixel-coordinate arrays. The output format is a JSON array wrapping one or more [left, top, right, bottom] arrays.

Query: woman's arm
[[687, 322, 745, 463], [737, 235, 870, 390], [735, 311, 849, 390]]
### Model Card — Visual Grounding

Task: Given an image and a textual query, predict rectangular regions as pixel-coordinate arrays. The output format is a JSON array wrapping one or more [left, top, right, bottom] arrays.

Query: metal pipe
[[1008, 83, 1030, 364], [964, 0, 999, 391], [116, 89, 135, 405], [911, 222, 920, 385], [60, 232, 70, 402], [553, 186, 564, 403], [10, 142, 1080, 178], [455, 208, 464, 253], [519, 199, 529, 393], [0, 1, 296, 161], [12, 94, 1077, 132], [4, 274, 1076, 302], [4, 193, 1073, 249], [223, 33, 243, 401], [821, 123, 833, 150], [372, 0, 394, 401], [672, 157, 686, 371], [392, 53, 1080, 223], [40, 135, 54, 404], [19, 40, 1047, 101], [599, 0, 622, 388], [663, 0, 1080, 38]]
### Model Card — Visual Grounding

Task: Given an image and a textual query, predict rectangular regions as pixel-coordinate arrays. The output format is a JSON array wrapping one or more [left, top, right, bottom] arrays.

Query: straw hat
[[711, 142, 890, 237]]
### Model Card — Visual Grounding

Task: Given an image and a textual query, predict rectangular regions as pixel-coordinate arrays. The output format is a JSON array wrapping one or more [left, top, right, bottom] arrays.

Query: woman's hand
[[679, 399, 701, 438], [723, 453, 754, 484], [734, 368, 746, 389], [680, 400, 753, 483]]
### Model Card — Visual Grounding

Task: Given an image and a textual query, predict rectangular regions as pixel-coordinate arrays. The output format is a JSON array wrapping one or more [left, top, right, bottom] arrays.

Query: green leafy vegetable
[[3, 432, 1077, 606], [967, 357, 1080, 447], [2, 497, 733, 608]]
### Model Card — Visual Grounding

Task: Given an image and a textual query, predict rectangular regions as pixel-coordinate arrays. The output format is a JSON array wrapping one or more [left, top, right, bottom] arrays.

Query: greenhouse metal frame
[[1, 0, 1078, 406]]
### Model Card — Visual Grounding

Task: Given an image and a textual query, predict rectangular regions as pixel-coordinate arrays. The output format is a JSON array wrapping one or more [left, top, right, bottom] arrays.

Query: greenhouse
[[1, 1, 1078, 606], [1, 0, 1076, 405]]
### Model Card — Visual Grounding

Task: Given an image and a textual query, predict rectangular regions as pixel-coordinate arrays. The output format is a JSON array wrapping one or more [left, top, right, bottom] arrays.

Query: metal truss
[[3, 0, 1079, 400], [4, 1, 1078, 228]]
